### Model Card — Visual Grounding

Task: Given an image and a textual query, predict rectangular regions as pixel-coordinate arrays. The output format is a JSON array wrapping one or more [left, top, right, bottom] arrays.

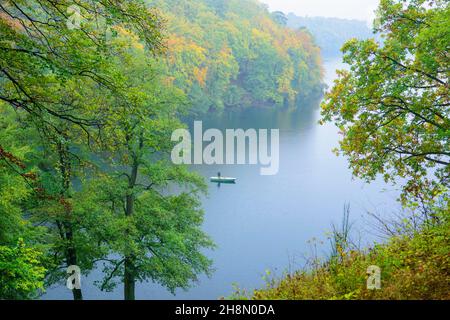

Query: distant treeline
[[146, 0, 324, 113], [286, 14, 375, 57]]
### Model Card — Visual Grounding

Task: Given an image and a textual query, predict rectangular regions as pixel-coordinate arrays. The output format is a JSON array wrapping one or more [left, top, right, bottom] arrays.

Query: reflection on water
[[42, 57, 400, 300]]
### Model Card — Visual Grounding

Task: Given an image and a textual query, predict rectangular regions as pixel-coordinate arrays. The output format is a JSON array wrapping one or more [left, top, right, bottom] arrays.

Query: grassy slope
[[233, 211, 449, 300]]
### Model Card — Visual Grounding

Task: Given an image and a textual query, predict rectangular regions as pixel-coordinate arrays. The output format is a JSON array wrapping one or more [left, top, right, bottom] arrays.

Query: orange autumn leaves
[[155, 0, 323, 112]]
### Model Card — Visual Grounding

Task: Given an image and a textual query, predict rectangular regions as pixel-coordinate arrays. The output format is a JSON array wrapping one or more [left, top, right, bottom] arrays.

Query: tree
[[321, 0, 449, 205], [0, 104, 35, 244], [29, 120, 107, 300], [1, 96, 107, 301], [271, 11, 288, 26], [86, 31, 214, 300], [0, 1, 166, 300]]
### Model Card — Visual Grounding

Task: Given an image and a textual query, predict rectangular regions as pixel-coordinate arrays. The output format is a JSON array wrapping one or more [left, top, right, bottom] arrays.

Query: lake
[[42, 57, 401, 300]]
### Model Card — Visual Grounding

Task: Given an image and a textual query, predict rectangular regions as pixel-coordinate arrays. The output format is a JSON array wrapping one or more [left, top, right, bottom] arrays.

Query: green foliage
[[0, 0, 214, 300], [0, 0, 164, 135], [147, 0, 323, 112], [0, 105, 47, 299], [0, 104, 34, 244], [0, 239, 46, 299], [76, 33, 215, 298], [321, 0, 449, 204]]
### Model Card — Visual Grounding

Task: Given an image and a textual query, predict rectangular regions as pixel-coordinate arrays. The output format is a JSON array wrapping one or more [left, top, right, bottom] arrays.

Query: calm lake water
[[42, 57, 400, 300]]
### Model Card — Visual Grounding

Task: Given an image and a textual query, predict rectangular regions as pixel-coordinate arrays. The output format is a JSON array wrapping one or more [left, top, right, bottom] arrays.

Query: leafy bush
[[0, 240, 46, 299]]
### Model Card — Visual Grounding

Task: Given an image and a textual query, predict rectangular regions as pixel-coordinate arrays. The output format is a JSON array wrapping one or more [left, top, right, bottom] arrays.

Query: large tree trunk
[[58, 138, 83, 300], [68, 247, 83, 300], [124, 257, 135, 300], [65, 224, 82, 300], [124, 159, 139, 300], [72, 288, 83, 300]]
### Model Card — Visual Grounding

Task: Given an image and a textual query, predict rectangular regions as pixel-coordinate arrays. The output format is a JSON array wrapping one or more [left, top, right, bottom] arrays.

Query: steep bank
[[232, 209, 450, 300]]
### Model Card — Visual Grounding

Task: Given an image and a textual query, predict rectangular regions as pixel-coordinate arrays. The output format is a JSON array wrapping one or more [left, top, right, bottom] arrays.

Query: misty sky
[[261, 0, 380, 22]]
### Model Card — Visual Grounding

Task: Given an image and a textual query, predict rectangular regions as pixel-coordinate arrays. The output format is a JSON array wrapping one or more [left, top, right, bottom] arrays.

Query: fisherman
[[217, 172, 221, 178]]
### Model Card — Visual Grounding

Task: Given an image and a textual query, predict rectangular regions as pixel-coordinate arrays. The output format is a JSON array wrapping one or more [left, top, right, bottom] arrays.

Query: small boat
[[210, 176, 236, 184]]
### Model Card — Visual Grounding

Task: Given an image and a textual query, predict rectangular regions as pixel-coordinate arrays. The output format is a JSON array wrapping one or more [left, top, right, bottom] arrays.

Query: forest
[[147, 0, 324, 113]]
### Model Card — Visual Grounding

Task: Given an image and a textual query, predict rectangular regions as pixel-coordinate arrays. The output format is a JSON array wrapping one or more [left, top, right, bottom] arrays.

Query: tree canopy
[[321, 0, 449, 206]]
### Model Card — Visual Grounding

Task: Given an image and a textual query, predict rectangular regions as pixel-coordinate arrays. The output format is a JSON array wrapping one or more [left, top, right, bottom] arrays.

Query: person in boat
[[217, 172, 221, 179]]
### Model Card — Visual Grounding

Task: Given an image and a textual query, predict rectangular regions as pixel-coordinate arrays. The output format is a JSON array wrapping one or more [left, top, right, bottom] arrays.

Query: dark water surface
[[42, 57, 400, 300]]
